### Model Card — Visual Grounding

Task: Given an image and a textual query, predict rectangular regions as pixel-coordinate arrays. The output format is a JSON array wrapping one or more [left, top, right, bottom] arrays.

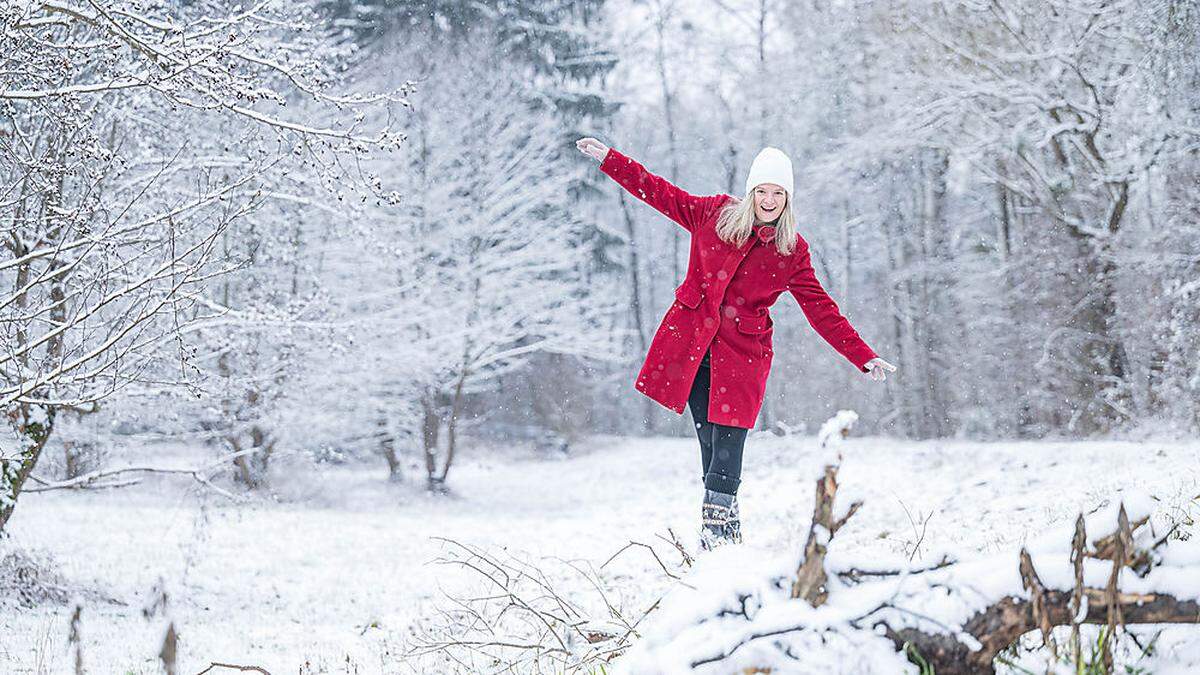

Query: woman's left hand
[[576, 137, 610, 162], [864, 357, 897, 381]]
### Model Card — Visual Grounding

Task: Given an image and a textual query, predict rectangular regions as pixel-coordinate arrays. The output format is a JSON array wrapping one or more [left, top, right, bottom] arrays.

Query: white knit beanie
[[744, 147, 794, 197]]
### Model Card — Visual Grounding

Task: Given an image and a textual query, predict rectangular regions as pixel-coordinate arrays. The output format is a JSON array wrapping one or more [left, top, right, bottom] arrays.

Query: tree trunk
[[437, 369, 469, 489], [883, 164, 914, 437], [651, 0, 683, 285], [377, 414, 402, 482], [618, 194, 656, 434], [0, 404, 57, 533], [421, 393, 442, 490]]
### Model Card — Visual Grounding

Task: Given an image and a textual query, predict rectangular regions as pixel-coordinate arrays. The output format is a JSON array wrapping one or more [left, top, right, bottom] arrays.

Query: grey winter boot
[[700, 489, 743, 551]]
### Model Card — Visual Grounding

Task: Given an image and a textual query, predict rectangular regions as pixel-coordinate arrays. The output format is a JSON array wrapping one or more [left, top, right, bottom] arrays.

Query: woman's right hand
[[576, 137, 609, 162]]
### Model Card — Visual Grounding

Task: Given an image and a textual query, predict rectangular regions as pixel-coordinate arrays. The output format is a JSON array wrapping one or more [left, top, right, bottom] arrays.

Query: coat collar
[[753, 223, 777, 244]]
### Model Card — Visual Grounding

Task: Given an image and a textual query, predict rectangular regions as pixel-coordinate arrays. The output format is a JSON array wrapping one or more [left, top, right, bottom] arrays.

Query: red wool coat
[[599, 148, 878, 429]]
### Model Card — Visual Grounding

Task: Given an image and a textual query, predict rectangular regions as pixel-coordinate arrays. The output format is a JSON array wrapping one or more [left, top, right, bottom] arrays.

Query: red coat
[[599, 148, 878, 429]]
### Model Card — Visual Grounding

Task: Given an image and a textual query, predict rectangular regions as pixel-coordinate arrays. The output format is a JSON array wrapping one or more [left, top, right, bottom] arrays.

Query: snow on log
[[616, 430, 1200, 674]]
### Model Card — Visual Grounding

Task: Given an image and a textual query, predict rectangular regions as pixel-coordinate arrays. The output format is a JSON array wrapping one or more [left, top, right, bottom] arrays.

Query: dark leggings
[[687, 349, 749, 495]]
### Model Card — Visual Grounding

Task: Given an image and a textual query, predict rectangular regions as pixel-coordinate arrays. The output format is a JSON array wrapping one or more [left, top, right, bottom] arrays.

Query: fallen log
[[873, 501, 1199, 673], [883, 588, 1200, 674], [616, 417, 1200, 674]]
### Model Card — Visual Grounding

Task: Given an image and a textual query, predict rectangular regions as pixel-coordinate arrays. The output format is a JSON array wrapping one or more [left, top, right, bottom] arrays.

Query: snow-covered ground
[[2, 432, 1198, 673]]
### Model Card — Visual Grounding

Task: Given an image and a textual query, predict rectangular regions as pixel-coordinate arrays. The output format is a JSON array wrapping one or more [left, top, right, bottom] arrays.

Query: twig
[[656, 527, 695, 568], [836, 555, 955, 582], [600, 540, 681, 580], [408, 535, 677, 672], [194, 663, 272, 675], [897, 498, 934, 562], [24, 445, 271, 500]]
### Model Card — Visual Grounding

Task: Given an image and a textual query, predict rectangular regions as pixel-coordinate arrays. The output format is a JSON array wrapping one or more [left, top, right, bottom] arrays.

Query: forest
[[2, 0, 1198, 673]]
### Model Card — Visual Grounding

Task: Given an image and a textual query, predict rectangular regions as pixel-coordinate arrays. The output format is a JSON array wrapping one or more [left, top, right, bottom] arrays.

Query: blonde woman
[[577, 137, 896, 550]]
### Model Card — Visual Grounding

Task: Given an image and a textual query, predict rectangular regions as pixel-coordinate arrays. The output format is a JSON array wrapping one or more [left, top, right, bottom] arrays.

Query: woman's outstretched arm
[[787, 241, 887, 375], [576, 137, 723, 233]]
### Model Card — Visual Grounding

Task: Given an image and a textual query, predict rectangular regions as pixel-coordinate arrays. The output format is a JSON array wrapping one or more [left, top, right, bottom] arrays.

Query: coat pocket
[[736, 312, 773, 359], [673, 283, 703, 309], [735, 312, 773, 334]]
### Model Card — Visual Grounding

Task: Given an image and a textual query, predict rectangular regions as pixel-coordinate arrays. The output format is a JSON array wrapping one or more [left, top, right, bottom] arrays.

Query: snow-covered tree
[[284, 34, 623, 490], [0, 0, 406, 528]]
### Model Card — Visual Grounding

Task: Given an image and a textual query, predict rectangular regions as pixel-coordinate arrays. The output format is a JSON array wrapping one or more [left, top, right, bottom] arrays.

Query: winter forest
[[3, 0, 1200, 673]]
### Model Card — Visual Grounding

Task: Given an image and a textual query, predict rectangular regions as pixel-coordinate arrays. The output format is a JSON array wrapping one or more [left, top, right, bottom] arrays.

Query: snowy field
[[2, 432, 1198, 673]]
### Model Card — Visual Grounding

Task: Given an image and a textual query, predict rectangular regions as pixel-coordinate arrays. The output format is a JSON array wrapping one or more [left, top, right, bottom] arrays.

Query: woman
[[576, 137, 896, 550]]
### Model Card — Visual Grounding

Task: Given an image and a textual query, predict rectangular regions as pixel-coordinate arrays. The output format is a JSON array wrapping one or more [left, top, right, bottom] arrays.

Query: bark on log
[[883, 587, 1200, 674]]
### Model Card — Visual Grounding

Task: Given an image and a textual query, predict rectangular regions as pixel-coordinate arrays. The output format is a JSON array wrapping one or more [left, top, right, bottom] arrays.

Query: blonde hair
[[714, 189, 799, 255]]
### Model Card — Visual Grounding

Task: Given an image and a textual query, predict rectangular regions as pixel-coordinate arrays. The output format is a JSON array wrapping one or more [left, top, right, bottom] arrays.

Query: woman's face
[[752, 183, 787, 223]]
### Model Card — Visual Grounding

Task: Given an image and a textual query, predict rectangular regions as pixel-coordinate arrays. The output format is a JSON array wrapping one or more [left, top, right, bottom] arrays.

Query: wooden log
[[775, 446, 1198, 675], [883, 588, 1200, 674]]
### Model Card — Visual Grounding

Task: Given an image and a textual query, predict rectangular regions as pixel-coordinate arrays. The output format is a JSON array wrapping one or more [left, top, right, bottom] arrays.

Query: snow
[[2, 434, 1199, 673], [817, 409, 859, 448], [618, 546, 917, 674]]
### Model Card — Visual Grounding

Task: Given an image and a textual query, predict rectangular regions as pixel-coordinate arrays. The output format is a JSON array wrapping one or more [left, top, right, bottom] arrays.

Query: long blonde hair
[[714, 191, 799, 255]]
